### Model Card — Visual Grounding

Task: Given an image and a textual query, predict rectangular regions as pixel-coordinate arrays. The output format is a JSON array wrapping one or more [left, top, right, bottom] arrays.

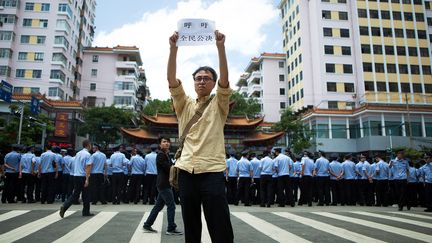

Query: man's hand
[[169, 31, 179, 48], [84, 178, 89, 188], [215, 30, 225, 48]]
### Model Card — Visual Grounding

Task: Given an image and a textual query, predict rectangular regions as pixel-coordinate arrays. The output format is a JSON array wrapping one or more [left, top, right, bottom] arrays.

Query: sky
[[94, 0, 283, 100]]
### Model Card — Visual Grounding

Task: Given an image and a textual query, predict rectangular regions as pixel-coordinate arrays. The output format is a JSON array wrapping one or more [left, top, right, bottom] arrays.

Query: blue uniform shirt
[[237, 157, 252, 178], [63, 155, 73, 175], [74, 148, 91, 177], [356, 161, 366, 179], [110, 151, 128, 173], [226, 156, 239, 177], [375, 160, 389, 180], [362, 161, 373, 179], [34, 157, 41, 173], [419, 163, 432, 183], [4, 151, 21, 173], [274, 154, 291, 177], [407, 167, 418, 183], [130, 155, 146, 174], [89, 151, 107, 174], [250, 157, 261, 178], [369, 163, 377, 179], [342, 160, 356, 180], [144, 152, 158, 175], [293, 161, 302, 178], [20, 152, 35, 174], [315, 156, 330, 177], [301, 156, 314, 176], [55, 153, 63, 172], [390, 158, 409, 180], [40, 150, 57, 173], [329, 160, 342, 180], [260, 156, 274, 175], [106, 159, 113, 176]]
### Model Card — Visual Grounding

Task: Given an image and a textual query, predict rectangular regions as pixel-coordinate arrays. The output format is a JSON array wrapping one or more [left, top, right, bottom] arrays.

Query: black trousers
[[425, 183, 432, 210], [236, 177, 251, 205], [290, 177, 299, 202], [342, 179, 356, 206], [4, 172, 19, 202], [226, 177, 238, 204], [61, 173, 70, 201], [394, 179, 408, 209], [55, 172, 63, 200], [317, 176, 330, 205], [300, 176, 313, 205], [260, 175, 273, 206], [121, 174, 130, 202], [277, 175, 293, 206], [143, 174, 157, 204], [21, 173, 35, 201], [34, 176, 41, 201], [40, 172, 55, 203], [365, 180, 375, 206], [129, 174, 144, 203], [329, 179, 342, 205], [249, 178, 260, 204], [178, 170, 233, 243], [375, 180, 389, 206], [90, 174, 106, 203], [111, 173, 124, 203], [407, 182, 418, 207], [356, 179, 367, 205], [63, 176, 90, 215]]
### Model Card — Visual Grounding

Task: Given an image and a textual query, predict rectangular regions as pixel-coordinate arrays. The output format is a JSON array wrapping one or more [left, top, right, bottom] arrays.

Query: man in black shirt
[[143, 136, 182, 235]]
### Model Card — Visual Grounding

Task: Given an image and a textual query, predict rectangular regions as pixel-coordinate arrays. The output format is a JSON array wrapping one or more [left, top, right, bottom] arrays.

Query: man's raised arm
[[215, 30, 229, 88], [167, 32, 180, 88]]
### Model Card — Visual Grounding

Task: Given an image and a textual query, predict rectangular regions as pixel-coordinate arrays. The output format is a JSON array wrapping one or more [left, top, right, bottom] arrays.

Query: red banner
[[54, 113, 68, 137]]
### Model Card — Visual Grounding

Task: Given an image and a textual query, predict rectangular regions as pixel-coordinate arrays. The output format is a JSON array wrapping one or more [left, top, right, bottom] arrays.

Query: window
[[278, 61, 284, 68], [91, 69, 97, 77], [358, 9, 367, 18], [361, 44, 371, 54], [34, 52, 44, 61], [326, 63, 335, 73], [0, 31, 13, 41], [0, 48, 12, 59], [280, 88, 285, 95], [359, 26, 369, 35], [90, 83, 96, 91], [324, 45, 334, 54], [58, 3, 73, 18], [41, 3, 50, 11], [39, 19, 48, 28], [92, 55, 99, 62], [363, 62, 373, 72], [339, 12, 348, 20], [420, 48, 429, 57], [50, 70, 65, 82], [410, 65, 420, 74], [418, 30, 427, 39], [388, 82, 398, 92], [406, 29, 415, 38], [54, 36, 69, 49], [371, 27, 381, 36], [25, 3, 34, 11], [0, 65, 11, 77], [327, 82, 336, 92], [369, 10, 379, 18], [365, 81, 375, 91], [52, 53, 66, 65], [340, 29, 350, 37], [425, 84, 432, 93], [323, 28, 332, 37], [408, 47, 417, 56], [0, 0, 18, 7], [404, 12, 413, 21], [375, 63, 385, 73], [344, 83, 354, 92], [415, 13, 424, 22], [115, 81, 135, 90], [114, 96, 133, 106], [373, 45, 383, 54], [381, 11, 390, 19], [423, 65, 432, 75], [32, 70, 41, 78], [18, 52, 27, 60], [399, 64, 409, 74], [412, 83, 422, 93], [23, 18, 32, 26], [401, 83, 410, 93], [343, 64, 353, 74], [377, 82, 387, 92], [328, 101, 338, 109], [387, 64, 397, 73], [322, 10, 331, 19], [342, 46, 351, 55], [385, 46, 394, 55], [395, 29, 404, 37], [397, 46, 406, 55], [279, 74, 284, 81], [48, 87, 64, 98], [383, 28, 393, 37], [280, 102, 286, 109]]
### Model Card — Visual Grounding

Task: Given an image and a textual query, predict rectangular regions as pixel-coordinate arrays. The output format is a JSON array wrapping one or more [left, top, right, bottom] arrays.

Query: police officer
[[128, 148, 146, 204], [109, 145, 129, 204], [340, 154, 356, 206], [274, 148, 293, 207], [38, 144, 58, 204], [19, 146, 36, 203], [419, 152, 432, 212], [62, 148, 74, 201], [374, 153, 389, 207], [389, 149, 410, 211], [52, 146, 64, 201], [314, 150, 330, 206], [143, 144, 158, 204], [355, 154, 367, 206], [33, 147, 42, 202], [89, 144, 107, 205], [292, 155, 302, 203], [3, 144, 22, 203], [362, 155, 375, 206], [225, 151, 238, 205], [60, 139, 93, 217], [259, 150, 274, 207], [236, 150, 253, 206], [329, 154, 343, 206], [249, 152, 261, 205], [407, 161, 418, 209], [300, 151, 314, 207]]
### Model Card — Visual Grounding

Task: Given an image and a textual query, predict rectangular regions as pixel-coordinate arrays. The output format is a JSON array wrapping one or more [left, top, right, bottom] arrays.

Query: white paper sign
[[177, 18, 216, 46]]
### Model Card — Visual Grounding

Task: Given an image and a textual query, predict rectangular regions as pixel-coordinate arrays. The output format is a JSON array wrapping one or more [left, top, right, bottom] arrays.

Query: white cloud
[[94, 0, 278, 100]]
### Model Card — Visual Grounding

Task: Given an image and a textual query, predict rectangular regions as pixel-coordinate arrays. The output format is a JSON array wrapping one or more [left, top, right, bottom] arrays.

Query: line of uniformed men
[[225, 148, 432, 212]]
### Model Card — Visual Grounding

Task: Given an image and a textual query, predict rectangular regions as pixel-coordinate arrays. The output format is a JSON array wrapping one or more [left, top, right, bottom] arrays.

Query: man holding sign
[[168, 23, 234, 242]]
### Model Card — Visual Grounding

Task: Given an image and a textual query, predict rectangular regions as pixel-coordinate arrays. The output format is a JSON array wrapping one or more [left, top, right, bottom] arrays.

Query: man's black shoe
[[59, 206, 65, 218], [424, 208, 432, 212], [166, 229, 183, 235], [143, 225, 158, 233], [260, 204, 265, 207], [83, 213, 95, 217]]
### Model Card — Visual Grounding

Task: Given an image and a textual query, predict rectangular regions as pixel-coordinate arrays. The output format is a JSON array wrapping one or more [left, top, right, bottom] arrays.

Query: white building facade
[[81, 46, 144, 111], [238, 53, 287, 123], [0, 0, 96, 100]]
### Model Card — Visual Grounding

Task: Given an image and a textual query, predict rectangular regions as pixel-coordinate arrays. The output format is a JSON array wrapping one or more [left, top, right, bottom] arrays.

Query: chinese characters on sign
[[177, 19, 216, 46], [54, 113, 68, 138]]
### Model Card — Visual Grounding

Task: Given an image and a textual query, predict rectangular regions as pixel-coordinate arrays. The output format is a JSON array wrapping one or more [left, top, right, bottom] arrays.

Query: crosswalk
[[0, 209, 431, 243]]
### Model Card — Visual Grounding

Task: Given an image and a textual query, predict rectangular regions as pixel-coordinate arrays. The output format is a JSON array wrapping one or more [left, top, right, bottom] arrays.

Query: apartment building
[[238, 53, 287, 123], [0, 0, 96, 100], [279, 0, 432, 153]]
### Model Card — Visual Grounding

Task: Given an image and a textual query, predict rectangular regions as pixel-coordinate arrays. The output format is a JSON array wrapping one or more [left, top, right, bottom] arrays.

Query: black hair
[[46, 144, 52, 150], [158, 136, 170, 145], [82, 139, 91, 149], [192, 66, 218, 82]]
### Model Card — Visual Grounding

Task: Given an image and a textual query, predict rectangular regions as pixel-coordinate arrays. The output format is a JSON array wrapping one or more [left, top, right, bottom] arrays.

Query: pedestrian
[[274, 148, 293, 207], [62, 148, 75, 202], [362, 155, 375, 206], [292, 155, 302, 203], [236, 150, 253, 206], [128, 148, 146, 204], [143, 144, 158, 204], [225, 151, 238, 205], [109, 145, 128, 204], [33, 147, 42, 202], [89, 144, 107, 205], [374, 153, 389, 207], [19, 146, 36, 203], [38, 144, 58, 204], [259, 150, 274, 207], [60, 139, 93, 217], [340, 154, 356, 206], [2, 144, 21, 203], [300, 151, 314, 206], [53, 146, 64, 202], [419, 152, 432, 212], [142, 136, 182, 235], [389, 149, 410, 211], [249, 152, 261, 205], [168, 30, 234, 243], [314, 150, 330, 206], [329, 154, 343, 206]]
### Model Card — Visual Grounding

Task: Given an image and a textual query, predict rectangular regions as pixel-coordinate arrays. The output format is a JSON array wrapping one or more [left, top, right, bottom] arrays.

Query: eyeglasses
[[194, 76, 213, 83]]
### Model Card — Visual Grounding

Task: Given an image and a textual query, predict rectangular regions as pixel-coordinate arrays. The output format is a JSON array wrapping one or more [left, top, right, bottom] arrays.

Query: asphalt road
[[0, 202, 431, 243]]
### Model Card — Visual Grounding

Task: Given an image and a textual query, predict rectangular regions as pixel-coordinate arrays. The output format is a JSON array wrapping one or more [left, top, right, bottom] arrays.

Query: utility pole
[[405, 93, 413, 148], [17, 104, 24, 144]]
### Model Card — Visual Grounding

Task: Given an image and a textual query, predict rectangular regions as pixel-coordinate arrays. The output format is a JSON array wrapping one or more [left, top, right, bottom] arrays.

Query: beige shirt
[[170, 82, 232, 174]]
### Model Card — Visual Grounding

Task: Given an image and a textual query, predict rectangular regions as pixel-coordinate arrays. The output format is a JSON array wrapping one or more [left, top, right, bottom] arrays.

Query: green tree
[[273, 108, 313, 154], [0, 104, 54, 147], [142, 99, 174, 116], [229, 92, 261, 117], [78, 106, 134, 147]]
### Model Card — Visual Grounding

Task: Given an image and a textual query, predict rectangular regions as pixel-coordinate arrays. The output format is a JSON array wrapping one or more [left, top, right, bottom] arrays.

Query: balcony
[[116, 61, 138, 71], [248, 71, 261, 84], [248, 84, 262, 93], [116, 75, 137, 82]]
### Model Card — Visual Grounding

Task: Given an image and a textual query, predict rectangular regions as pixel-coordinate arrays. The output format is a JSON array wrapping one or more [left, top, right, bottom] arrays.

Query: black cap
[[241, 150, 249, 156], [424, 152, 432, 159], [274, 148, 282, 153], [150, 144, 159, 150]]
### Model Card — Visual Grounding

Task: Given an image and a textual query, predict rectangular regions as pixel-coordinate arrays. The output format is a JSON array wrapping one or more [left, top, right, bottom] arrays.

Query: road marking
[[201, 212, 212, 243], [0, 210, 30, 222], [313, 212, 432, 243], [391, 212, 432, 220], [352, 211, 432, 228], [0, 210, 75, 243], [54, 212, 117, 243], [232, 212, 311, 243], [129, 212, 163, 243], [274, 212, 387, 243]]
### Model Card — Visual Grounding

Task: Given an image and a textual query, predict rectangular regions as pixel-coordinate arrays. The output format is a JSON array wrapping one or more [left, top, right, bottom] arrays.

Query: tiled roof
[[120, 128, 158, 141], [142, 114, 264, 127], [243, 131, 285, 144], [12, 94, 82, 108], [84, 45, 140, 52]]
